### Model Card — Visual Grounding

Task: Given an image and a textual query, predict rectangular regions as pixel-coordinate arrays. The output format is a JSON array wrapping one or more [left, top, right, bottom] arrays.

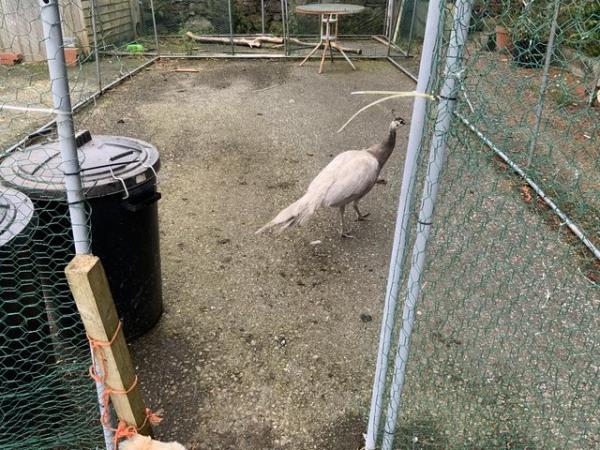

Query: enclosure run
[[0, 0, 599, 449]]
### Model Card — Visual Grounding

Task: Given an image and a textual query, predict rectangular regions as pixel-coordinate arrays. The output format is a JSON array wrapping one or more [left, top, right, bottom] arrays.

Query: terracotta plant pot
[[495, 25, 512, 52], [0, 52, 24, 65], [63, 47, 78, 66]]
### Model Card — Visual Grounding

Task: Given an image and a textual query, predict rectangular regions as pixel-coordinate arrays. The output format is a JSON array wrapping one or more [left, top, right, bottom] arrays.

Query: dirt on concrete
[[72, 59, 598, 449], [76, 58, 415, 450]]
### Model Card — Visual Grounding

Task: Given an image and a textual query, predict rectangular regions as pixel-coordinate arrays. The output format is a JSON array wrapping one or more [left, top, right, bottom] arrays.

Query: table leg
[[300, 40, 323, 67], [335, 17, 339, 40], [319, 39, 329, 74], [329, 40, 335, 63], [332, 42, 357, 70]]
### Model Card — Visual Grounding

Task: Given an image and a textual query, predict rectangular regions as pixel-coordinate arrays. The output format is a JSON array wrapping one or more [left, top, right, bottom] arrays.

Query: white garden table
[[296, 3, 366, 74]]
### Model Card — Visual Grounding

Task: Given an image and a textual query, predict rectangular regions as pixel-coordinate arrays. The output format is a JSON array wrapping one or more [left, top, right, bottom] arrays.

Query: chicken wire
[[0, 0, 157, 152], [134, 0, 393, 57], [368, 0, 599, 448], [0, 0, 124, 448], [2, 0, 599, 449], [0, 190, 103, 450]]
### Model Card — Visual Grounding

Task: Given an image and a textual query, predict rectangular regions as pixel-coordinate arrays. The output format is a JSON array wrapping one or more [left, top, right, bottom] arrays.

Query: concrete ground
[[72, 59, 598, 449], [77, 58, 415, 450]]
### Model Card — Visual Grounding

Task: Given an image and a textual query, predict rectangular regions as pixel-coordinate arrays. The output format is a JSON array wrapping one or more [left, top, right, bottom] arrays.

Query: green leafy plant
[[559, 2, 600, 57]]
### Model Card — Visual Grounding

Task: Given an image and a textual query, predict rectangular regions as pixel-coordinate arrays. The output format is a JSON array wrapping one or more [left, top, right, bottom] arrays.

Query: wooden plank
[[0, 0, 135, 59], [0, 0, 44, 60], [82, 0, 135, 46], [0, 0, 90, 61], [129, 0, 141, 36], [60, 0, 90, 55], [88, 4, 131, 17], [65, 254, 151, 435]]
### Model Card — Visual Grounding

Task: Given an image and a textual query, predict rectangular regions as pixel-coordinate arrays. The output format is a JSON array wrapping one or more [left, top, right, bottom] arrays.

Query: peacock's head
[[390, 116, 407, 131]]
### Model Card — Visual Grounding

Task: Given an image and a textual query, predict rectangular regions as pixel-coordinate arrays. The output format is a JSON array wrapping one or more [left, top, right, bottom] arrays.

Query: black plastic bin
[[0, 132, 163, 340]]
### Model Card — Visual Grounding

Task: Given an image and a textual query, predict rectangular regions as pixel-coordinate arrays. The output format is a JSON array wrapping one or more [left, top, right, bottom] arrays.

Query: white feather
[[256, 118, 404, 236], [119, 435, 187, 450], [256, 150, 379, 234]]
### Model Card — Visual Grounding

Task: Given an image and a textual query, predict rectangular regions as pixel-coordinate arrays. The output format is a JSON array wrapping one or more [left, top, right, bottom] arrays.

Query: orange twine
[[87, 321, 162, 448]]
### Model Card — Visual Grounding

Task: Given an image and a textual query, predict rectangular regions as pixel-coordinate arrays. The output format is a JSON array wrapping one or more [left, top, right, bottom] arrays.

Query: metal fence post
[[386, 0, 396, 57], [261, 0, 266, 35], [228, 0, 235, 55], [385, 0, 394, 38], [89, 0, 102, 91], [149, 0, 160, 55], [40, 0, 90, 254], [39, 1, 113, 448], [406, 0, 418, 57], [526, 0, 561, 167], [281, 0, 288, 56], [364, 0, 445, 449], [380, 1, 474, 449]]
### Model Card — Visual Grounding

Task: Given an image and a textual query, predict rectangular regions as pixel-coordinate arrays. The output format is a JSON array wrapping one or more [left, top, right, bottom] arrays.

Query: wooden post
[[65, 254, 151, 436]]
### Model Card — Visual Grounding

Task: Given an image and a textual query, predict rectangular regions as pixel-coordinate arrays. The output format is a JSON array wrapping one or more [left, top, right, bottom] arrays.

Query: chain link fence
[[1, 0, 598, 448], [0, 186, 104, 450], [138, 0, 392, 57], [0, 0, 126, 448], [368, 0, 599, 449]]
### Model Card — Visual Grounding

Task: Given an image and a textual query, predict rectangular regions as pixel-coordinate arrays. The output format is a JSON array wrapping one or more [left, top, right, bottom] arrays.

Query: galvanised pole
[[40, 1, 113, 448], [364, 0, 446, 448], [380, 2, 474, 449]]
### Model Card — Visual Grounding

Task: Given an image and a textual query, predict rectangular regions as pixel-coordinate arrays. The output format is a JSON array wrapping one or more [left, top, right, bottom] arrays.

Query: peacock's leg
[[353, 201, 371, 221], [340, 205, 354, 238]]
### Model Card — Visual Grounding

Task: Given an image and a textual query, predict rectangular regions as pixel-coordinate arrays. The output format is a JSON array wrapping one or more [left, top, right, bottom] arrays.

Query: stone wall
[[149, 0, 387, 35]]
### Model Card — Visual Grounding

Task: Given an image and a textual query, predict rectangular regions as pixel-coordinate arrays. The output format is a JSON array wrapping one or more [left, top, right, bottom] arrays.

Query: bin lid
[[0, 133, 160, 199], [0, 187, 35, 247]]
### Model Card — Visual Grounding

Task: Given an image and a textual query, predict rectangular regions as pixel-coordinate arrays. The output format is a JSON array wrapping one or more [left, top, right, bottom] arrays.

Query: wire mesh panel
[[462, 0, 599, 258], [393, 126, 599, 448], [0, 188, 102, 449], [0, 0, 157, 152], [369, 0, 599, 448], [139, 0, 280, 55], [84, 0, 156, 84], [286, 0, 391, 58], [286, 0, 387, 36], [0, 1, 106, 448], [389, 0, 429, 54]]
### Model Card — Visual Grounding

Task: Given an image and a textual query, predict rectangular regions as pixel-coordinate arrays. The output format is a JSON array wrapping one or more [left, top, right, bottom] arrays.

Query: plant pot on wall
[[495, 25, 512, 52], [63, 47, 78, 67]]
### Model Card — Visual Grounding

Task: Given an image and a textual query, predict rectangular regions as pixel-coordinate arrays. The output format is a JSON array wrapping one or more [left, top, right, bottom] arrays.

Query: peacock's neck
[[370, 129, 397, 168]]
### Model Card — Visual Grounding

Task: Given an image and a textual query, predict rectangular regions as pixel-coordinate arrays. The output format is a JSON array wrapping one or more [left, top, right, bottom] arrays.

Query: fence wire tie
[[438, 94, 458, 102]]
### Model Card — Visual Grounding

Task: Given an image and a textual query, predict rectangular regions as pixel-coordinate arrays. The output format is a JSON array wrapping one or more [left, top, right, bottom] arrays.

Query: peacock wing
[[314, 151, 379, 208]]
